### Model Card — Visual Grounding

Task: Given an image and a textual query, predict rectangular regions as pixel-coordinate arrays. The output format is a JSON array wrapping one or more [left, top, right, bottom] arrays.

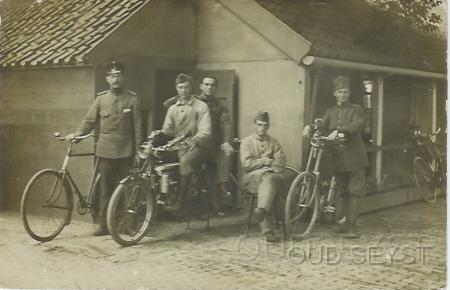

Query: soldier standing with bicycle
[[68, 61, 143, 236], [303, 76, 368, 239]]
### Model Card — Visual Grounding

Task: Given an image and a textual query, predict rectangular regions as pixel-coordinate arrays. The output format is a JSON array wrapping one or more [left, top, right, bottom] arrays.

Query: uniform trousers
[[178, 146, 205, 177], [244, 171, 287, 234], [334, 170, 366, 224], [96, 157, 133, 224], [205, 147, 232, 209]]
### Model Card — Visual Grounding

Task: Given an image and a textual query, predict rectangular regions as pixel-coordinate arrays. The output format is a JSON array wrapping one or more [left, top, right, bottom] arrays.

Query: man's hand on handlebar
[[327, 130, 346, 141], [327, 130, 338, 141], [64, 133, 81, 143]]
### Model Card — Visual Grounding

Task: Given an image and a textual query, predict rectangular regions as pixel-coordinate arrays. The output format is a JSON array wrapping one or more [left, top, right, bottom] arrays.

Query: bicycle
[[21, 132, 99, 242], [284, 130, 345, 240], [106, 132, 211, 246], [410, 125, 446, 203]]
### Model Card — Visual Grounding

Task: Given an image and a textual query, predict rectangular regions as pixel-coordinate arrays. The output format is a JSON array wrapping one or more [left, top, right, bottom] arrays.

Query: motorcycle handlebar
[[141, 130, 193, 153]]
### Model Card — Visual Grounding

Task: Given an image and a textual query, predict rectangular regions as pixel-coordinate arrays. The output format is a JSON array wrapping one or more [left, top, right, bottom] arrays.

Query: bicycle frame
[[413, 130, 445, 180], [54, 134, 98, 216], [302, 136, 327, 207], [303, 132, 344, 210]]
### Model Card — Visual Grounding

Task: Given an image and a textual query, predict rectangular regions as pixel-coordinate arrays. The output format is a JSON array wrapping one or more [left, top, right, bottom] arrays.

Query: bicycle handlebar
[[53, 132, 94, 142], [310, 134, 347, 148], [139, 131, 192, 157], [412, 127, 442, 139]]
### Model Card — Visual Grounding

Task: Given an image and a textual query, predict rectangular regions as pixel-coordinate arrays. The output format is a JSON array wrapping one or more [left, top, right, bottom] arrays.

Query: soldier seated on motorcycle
[[164, 75, 234, 213], [157, 73, 212, 214]]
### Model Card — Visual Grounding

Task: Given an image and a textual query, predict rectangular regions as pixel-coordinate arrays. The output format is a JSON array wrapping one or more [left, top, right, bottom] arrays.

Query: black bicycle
[[21, 132, 99, 242], [411, 126, 446, 203], [285, 130, 345, 239]]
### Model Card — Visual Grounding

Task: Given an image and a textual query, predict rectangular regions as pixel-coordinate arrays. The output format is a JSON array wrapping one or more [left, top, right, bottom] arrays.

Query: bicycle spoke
[[107, 177, 155, 246], [21, 170, 72, 241]]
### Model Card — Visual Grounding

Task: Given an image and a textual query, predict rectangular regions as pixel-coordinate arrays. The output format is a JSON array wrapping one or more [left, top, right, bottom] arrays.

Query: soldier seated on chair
[[240, 111, 287, 243]]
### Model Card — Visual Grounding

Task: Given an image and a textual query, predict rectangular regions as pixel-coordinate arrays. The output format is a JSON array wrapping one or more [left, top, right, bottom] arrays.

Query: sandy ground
[[0, 197, 446, 290]]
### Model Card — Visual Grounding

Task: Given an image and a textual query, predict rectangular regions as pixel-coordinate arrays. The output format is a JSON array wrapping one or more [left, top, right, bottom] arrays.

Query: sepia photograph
[[0, 0, 447, 289]]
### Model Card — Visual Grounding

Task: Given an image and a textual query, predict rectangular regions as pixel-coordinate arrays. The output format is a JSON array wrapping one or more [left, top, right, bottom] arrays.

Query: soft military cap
[[106, 61, 125, 74], [175, 73, 193, 85], [254, 111, 270, 123], [333, 76, 351, 90]]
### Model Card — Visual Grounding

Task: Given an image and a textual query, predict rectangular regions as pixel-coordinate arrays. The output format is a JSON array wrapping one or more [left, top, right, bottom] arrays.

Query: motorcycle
[[106, 131, 210, 246]]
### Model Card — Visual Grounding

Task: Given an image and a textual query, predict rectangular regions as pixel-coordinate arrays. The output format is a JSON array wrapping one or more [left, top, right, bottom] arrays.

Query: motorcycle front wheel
[[107, 176, 155, 246]]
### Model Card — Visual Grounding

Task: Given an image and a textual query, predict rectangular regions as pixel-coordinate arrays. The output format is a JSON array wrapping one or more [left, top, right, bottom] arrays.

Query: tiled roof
[[0, 0, 149, 68], [255, 0, 447, 73]]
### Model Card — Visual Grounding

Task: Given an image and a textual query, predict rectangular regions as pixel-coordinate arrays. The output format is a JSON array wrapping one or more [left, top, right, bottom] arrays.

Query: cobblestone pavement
[[0, 197, 446, 290]]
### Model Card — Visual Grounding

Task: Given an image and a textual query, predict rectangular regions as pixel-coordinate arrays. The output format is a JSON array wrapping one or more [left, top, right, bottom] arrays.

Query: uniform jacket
[[319, 101, 369, 172], [164, 94, 232, 149], [240, 133, 286, 184], [76, 89, 143, 159], [197, 94, 232, 149], [162, 97, 211, 148]]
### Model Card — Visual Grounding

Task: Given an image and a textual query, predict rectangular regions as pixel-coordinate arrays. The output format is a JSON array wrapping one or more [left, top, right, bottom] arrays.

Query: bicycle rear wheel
[[413, 157, 437, 203], [107, 176, 155, 246], [285, 172, 319, 239], [21, 169, 73, 242]]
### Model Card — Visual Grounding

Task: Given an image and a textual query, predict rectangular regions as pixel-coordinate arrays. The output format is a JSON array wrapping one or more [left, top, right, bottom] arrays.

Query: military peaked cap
[[106, 61, 125, 74]]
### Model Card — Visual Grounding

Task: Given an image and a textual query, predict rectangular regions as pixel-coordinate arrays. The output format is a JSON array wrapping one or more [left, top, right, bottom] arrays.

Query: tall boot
[[168, 175, 190, 214], [344, 197, 360, 239], [335, 196, 348, 233]]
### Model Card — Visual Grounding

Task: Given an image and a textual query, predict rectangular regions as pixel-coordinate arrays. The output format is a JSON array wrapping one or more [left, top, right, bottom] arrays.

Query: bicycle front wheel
[[413, 157, 437, 203], [107, 176, 155, 246], [21, 169, 73, 242], [285, 171, 319, 239]]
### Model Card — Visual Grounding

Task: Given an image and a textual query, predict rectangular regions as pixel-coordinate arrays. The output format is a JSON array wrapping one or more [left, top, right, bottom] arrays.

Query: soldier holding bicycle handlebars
[[303, 76, 368, 239], [67, 61, 144, 236]]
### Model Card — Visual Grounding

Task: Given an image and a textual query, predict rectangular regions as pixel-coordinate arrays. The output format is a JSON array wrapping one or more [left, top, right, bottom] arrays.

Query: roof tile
[[1, 0, 149, 68], [256, 0, 446, 73]]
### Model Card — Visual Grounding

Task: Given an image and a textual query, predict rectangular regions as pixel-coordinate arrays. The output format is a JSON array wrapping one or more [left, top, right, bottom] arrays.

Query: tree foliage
[[371, 0, 443, 32]]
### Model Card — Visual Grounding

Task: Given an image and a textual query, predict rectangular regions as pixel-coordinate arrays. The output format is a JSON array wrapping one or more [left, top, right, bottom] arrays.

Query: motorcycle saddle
[[154, 162, 179, 174]]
